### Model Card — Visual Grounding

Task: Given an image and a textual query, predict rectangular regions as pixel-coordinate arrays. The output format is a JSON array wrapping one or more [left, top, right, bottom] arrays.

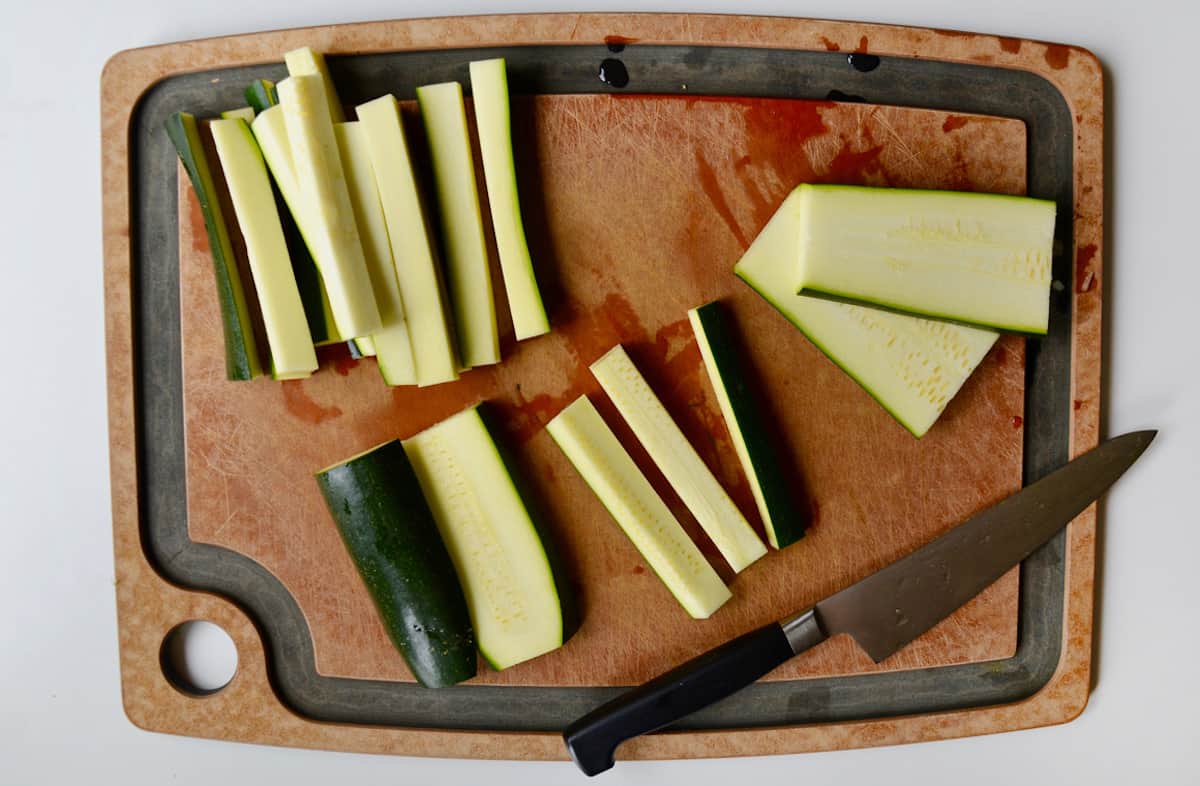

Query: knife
[[563, 430, 1155, 775]]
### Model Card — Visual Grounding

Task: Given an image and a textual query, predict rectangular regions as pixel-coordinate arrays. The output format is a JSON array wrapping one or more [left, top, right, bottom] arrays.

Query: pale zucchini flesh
[[547, 396, 731, 619], [284, 47, 346, 124], [403, 406, 566, 670], [417, 81, 501, 367], [689, 302, 805, 549], [356, 94, 459, 386], [278, 74, 381, 339], [793, 184, 1056, 334], [335, 121, 417, 384], [590, 345, 767, 572], [210, 118, 318, 379], [735, 188, 999, 438], [220, 106, 256, 122], [468, 58, 550, 341]]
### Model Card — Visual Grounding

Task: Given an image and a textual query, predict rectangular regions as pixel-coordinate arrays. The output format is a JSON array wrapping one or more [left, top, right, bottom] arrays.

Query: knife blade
[[563, 430, 1155, 775]]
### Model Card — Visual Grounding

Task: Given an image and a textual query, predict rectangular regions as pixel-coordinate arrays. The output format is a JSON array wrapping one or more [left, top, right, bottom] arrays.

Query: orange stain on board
[[1044, 44, 1071, 70], [281, 381, 342, 424], [1012, 415, 1024, 429], [819, 35, 840, 51], [822, 142, 886, 185], [856, 35, 870, 52], [186, 190, 209, 253], [999, 37, 1022, 54], [695, 150, 750, 250], [603, 35, 639, 48], [942, 115, 970, 133], [1075, 243, 1098, 293]]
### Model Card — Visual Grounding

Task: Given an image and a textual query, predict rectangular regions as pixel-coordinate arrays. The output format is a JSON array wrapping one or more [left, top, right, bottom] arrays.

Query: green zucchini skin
[[315, 440, 477, 688], [165, 111, 261, 381], [692, 302, 806, 548], [244, 79, 279, 114]]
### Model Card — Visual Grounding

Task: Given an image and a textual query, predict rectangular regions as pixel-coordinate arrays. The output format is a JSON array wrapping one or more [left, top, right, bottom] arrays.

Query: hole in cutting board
[[160, 620, 238, 696]]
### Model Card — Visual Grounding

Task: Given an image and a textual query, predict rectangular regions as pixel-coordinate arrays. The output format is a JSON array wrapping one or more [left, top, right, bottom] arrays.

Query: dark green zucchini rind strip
[[165, 111, 261, 381], [244, 79, 279, 114], [690, 301, 807, 549], [315, 440, 477, 688]]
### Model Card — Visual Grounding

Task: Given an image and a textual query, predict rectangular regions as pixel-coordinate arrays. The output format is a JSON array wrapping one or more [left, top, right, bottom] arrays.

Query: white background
[[3, 0, 1197, 783]]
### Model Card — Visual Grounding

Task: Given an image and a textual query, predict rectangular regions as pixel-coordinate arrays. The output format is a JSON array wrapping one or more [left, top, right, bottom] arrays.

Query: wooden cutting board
[[103, 13, 1104, 761]]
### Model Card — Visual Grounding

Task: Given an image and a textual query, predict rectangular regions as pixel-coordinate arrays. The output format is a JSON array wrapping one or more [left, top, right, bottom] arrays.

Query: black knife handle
[[564, 619, 814, 776]]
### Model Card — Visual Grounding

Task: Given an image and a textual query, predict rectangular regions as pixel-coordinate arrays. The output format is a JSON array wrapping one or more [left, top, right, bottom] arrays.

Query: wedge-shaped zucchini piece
[[688, 302, 805, 549], [165, 112, 260, 381], [335, 121, 417, 384], [220, 106, 255, 122], [403, 406, 571, 670], [284, 47, 346, 123], [735, 188, 999, 438], [548, 396, 731, 618], [792, 184, 1056, 334], [210, 118, 318, 379], [315, 440, 476, 688], [247, 102, 339, 345], [468, 58, 549, 340], [591, 345, 767, 572], [278, 74, 381, 338], [357, 94, 459, 386], [244, 79, 278, 114], [417, 81, 500, 367]]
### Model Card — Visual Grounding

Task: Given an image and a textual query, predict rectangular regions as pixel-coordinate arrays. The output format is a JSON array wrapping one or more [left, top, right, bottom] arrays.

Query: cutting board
[[103, 14, 1104, 761]]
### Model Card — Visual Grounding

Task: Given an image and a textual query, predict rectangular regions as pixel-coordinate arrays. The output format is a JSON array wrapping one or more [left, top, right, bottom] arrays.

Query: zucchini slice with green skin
[[220, 106, 256, 122], [357, 94, 459, 386], [792, 184, 1056, 334], [248, 103, 339, 345], [468, 58, 550, 341], [315, 440, 476, 688], [165, 111, 261, 381], [547, 396, 731, 619], [590, 345, 767, 573], [335, 121, 417, 384], [735, 188, 999, 438], [417, 81, 501, 367], [688, 302, 805, 549], [210, 118, 318, 379], [278, 74, 382, 339], [244, 79, 278, 114], [403, 406, 572, 670]]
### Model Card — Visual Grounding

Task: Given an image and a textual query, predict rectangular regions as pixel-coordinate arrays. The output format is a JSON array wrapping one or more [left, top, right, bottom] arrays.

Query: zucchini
[[244, 79, 278, 114], [165, 112, 261, 381], [356, 94, 459, 386], [792, 184, 1056, 334], [249, 103, 341, 345], [468, 58, 550, 340], [688, 302, 805, 549], [417, 81, 501, 367], [209, 118, 318, 379], [403, 406, 572, 670], [334, 121, 417, 384], [315, 440, 476, 688], [220, 106, 255, 122], [734, 188, 999, 438], [277, 74, 381, 339], [285, 47, 345, 124], [547, 396, 731, 619], [590, 345, 767, 572]]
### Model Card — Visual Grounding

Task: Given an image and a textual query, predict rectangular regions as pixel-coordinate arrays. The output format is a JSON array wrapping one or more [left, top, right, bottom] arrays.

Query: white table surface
[[4, 0, 1197, 782]]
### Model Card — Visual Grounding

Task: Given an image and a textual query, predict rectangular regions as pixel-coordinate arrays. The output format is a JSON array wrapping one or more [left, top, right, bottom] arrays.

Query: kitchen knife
[[563, 430, 1155, 775]]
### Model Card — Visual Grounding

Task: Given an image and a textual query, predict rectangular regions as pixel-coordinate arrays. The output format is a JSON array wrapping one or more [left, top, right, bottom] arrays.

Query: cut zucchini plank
[[248, 104, 339, 345], [468, 58, 550, 341], [220, 107, 256, 122], [547, 396, 731, 619], [792, 184, 1056, 334], [735, 188, 999, 438], [278, 75, 381, 338], [284, 47, 345, 123], [688, 302, 805, 549], [417, 81, 500, 367], [165, 112, 261, 381], [315, 440, 476, 688], [403, 406, 570, 670], [210, 118, 318, 379], [356, 94, 459, 386], [334, 121, 417, 385], [244, 79, 278, 114], [590, 345, 767, 572]]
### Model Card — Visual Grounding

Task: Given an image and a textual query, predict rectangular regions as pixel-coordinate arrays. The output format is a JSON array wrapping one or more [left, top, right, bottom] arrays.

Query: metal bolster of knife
[[780, 608, 827, 654]]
